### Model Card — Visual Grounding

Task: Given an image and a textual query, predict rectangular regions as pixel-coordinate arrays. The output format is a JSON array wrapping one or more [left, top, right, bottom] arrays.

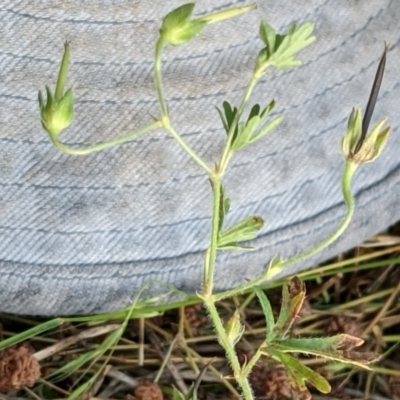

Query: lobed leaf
[[258, 20, 315, 70], [264, 345, 331, 395], [274, 334, 380, 369]]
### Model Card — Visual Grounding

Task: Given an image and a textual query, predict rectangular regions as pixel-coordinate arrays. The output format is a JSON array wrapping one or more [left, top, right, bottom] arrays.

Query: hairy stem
[[205, 299, 254, 400], [202, 176, 222, 296]]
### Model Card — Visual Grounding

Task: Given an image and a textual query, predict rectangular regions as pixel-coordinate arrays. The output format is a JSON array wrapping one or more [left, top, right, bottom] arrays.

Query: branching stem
[[154, 37, 213, 174]]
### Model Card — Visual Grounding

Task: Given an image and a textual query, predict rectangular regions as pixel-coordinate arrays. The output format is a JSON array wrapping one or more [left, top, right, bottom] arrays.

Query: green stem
[[50, 121, 161, 155], [55, 42, 70, 101], [154, 37, 168, 118], [202, 177, 222, 296], [219, 74, 258, 173], [242, 347, 263, 378], [205, 299, 254, 400], [279, 160, 357, 267], [213, 161, 358, 301], [164, 123, 213, 175], [154, 36, 212, 174]]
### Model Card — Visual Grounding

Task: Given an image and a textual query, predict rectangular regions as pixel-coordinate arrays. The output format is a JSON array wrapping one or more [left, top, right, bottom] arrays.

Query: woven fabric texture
[[0, 0, 399, 315]]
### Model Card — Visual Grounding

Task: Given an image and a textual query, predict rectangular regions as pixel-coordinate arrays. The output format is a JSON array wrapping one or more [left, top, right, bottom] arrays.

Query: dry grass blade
[[33, 325, 120, 362]]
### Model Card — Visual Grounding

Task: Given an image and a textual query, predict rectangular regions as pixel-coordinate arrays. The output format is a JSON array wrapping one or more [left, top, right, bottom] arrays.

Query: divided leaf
[[265, 346, 331, 396], [258, 20, 315, 70], [217, 100, 283, 152], [273, 334, 380, 369]]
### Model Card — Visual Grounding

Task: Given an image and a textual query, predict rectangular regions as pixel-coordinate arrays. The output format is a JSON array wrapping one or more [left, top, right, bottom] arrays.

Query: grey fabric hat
[[1, 0, 399, 315]]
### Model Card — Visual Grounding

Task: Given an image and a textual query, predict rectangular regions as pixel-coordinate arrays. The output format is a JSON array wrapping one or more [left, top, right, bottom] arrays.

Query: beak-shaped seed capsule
[[341, 42, 391, 164]]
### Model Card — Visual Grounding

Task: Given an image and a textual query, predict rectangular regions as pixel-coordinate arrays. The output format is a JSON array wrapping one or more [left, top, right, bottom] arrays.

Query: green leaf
[[257, 20, 315, 71], [265, 346, 331, 394], [260, 100, 276, 119], [273, 334, 380, 369], [273, 276, 305, 339], [224, 101, 238, 133], [0, 318, 64, 351], [247, 104, 261, 123], [217, 184, 230, 232], [172, 386, 186, 400], [269, 22, 315, 68], [232, 115, 261, 150], [248, 115, 283, 145], [218, 216, 264, 249], [254, 286, 275, 340], [259, 21, 276, 57], [228, 101, 282, 151], [185, 384, 197, 400]]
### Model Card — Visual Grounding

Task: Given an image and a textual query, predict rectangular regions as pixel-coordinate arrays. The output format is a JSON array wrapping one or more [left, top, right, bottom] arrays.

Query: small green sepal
[[38, 42, 74, 137], [341, 107, 391, 164], [160, 3, 206, 46]]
